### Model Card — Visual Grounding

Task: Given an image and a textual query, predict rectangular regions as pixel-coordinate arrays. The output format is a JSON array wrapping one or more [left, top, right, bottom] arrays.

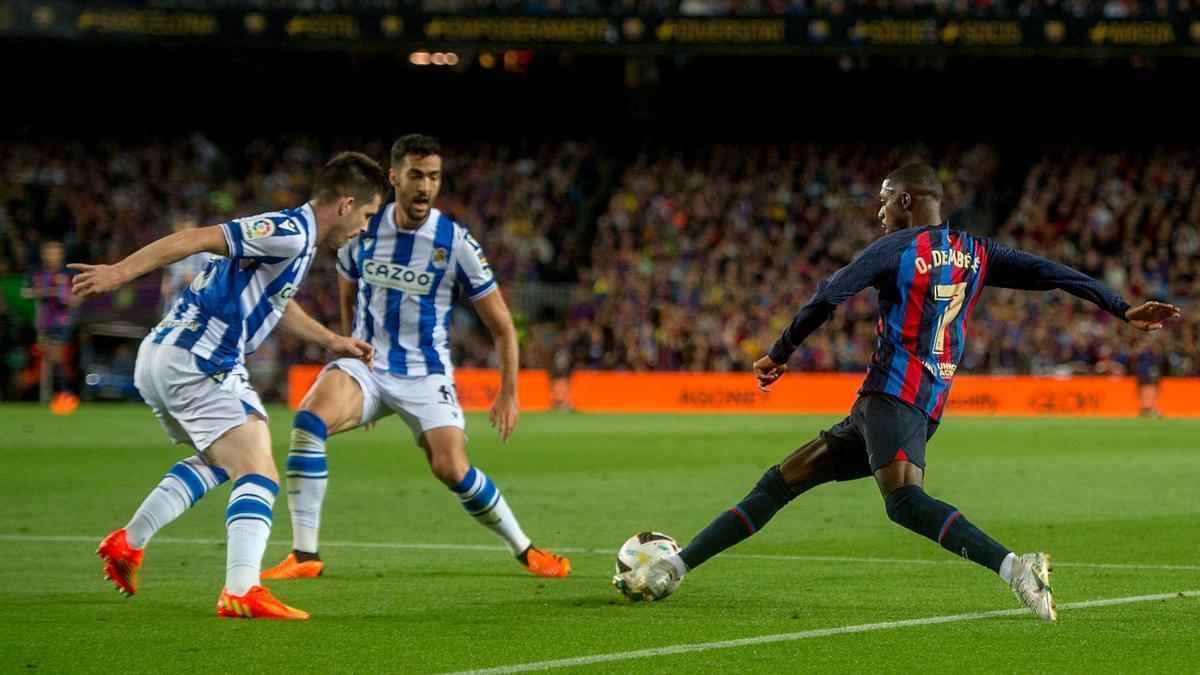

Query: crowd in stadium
[[1, 134, 1195, 401]]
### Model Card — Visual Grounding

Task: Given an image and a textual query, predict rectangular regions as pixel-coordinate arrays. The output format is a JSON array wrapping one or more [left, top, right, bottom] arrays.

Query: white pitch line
[[449, 590, 1200, 675], [2, 534, 1198, 572]]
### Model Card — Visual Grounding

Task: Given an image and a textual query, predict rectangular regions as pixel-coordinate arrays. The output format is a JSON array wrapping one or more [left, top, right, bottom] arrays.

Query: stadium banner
[[1, 2, 1197, 54], [288, 366, 1200, 417], [286, 364, 552, 411]]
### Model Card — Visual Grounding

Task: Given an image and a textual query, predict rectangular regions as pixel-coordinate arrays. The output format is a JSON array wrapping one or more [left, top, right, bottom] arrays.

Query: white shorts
[[134, 337, 267, 452], [324, 357, 465, 443]]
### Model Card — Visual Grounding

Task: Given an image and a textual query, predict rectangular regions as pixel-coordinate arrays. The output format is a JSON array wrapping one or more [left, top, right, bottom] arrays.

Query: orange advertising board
[[288, 366, 1200, 418], [570, 372, 1181, 417]]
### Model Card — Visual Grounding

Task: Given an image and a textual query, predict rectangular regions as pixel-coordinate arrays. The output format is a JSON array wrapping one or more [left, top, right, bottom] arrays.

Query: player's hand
[[490, 393, 519, 444], [754, 355, 788, 392], [68, 263, 124, 298], [328, 336, 375, 368], [1125, 301, 1180, 331], [362, 420, 377, 432]]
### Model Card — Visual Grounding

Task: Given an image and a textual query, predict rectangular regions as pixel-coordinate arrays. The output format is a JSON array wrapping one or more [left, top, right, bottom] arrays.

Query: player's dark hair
[[887, 162, 944, 200], [312, 151, 388, 205], [390, 134, 442, 167]]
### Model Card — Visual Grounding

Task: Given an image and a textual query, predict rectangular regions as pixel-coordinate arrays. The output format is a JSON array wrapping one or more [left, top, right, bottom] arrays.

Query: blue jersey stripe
[[385, 227, 417, 374], [358, 213, 384, 347], [883, 236, 920, 396], [419, 215, 456, 375]]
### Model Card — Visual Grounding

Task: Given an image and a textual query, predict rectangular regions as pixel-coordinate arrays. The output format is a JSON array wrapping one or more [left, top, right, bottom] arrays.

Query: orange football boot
[[216, 586, 309, 620], [520, 546, 572, 578], [262, 552, 325, 580], [97, 529, 144, 597]]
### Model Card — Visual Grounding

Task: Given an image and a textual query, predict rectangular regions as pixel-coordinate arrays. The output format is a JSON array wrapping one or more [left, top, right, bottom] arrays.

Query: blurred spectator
[[20, 241, 80, 404], [1133, 336, 1163, 417]]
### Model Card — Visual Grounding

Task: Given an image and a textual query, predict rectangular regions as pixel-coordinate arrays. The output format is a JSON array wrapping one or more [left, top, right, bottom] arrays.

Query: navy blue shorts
[[821, 393, 939, 481]]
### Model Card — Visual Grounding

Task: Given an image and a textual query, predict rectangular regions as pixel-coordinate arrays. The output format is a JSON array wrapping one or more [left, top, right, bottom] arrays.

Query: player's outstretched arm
[[279, 301, 374, 367], [984, 243, 1141, 319], [1125, 301, 1181, 331], [473, 289, 519, 443], [753, 355, 789, 392], [763, 234, 902, 387], [69, 226, 229, 298], [337, 274, 357, 338]]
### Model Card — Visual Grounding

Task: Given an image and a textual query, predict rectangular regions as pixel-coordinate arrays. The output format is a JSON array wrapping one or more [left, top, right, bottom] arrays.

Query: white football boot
[[1009, 552, 1057, 621]]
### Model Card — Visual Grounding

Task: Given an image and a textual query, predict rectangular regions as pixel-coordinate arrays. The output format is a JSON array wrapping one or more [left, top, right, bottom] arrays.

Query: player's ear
[[338, 196, 355, 216], [901, 192, 913, 211], [388, 168, 399, 186]]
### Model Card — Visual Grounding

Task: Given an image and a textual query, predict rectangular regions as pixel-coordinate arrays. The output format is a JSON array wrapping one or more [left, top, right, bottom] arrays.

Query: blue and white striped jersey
[[151, 203, 318, 375], [336, 204, 496, 377]]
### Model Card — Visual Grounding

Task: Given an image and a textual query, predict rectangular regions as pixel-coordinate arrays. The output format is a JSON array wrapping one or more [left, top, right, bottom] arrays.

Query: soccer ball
[[616, 531, 680, 574]]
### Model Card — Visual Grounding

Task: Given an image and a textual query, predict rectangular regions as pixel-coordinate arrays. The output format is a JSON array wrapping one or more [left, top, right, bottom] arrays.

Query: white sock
[[285, 423, 328, 554], [451, 466, 532, 557], [663, 553, 688, 577], [998, 552, 1017, 584], [126, 456, 229, 548], [224, 474, 278, 596]]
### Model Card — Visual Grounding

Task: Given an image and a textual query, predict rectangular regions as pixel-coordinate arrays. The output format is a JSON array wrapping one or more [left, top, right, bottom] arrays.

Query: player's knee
[[222, 456, 279, 485], [429, 456, 469, 486], [884, 484, 924, 526]]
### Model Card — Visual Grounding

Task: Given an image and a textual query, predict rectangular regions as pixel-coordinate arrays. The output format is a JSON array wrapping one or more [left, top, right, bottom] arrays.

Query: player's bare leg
[[205, 417, 308, 619], [264, 367, 365, 579], [422, 426, 570, 578], [617, 436, 836, 601], [873, 459, 1055, 621]]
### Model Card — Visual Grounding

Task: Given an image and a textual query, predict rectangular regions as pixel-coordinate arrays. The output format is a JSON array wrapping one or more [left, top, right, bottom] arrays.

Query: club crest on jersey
[[363, 259, 435, 295], [431, 247, 449, 270], [241, 218, 275, 240]]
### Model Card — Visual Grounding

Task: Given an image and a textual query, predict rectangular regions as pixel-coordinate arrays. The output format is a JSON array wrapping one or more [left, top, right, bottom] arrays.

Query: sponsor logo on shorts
[[157, 319, 201, 331], [362, 259, 435, 295], [240, 218, 275, 240]]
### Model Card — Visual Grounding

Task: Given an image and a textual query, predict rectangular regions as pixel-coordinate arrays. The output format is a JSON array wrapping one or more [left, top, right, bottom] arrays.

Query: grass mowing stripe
[[4, 534, 1198, 572], [449, 591, 1200, 675]]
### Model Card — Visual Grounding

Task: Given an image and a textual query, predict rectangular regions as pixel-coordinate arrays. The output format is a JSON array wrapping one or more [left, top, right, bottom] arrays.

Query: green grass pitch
[[1, 403, 1198, 672]]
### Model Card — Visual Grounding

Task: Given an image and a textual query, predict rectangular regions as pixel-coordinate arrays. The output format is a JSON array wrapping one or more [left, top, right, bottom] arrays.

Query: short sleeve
[[220, 213, 306, 261]]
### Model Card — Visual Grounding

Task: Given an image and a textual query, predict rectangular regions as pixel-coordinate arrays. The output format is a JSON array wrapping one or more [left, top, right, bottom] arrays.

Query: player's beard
[[402, 194, 430, 224]]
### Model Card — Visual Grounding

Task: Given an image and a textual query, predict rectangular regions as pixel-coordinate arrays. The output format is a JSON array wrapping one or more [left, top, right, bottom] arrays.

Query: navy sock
[[884, 485, 1009, 572], [679, 466, 794, 570]]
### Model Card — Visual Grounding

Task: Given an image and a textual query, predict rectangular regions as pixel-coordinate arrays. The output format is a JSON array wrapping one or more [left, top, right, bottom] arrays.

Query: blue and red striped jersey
[[768, 223, 1131, 421]]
